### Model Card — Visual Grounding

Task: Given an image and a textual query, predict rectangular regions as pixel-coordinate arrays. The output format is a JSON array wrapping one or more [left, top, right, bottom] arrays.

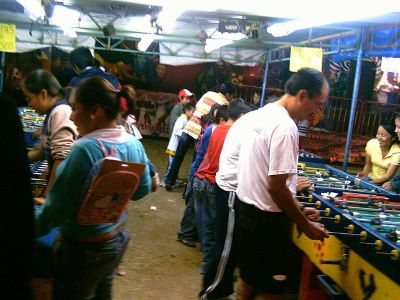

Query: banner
[[135, 89, 178, 138], [289, 46, 323, 72]]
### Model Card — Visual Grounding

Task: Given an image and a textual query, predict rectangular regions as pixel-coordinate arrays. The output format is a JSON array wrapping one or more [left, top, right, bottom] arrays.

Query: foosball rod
[[348, 211, 400, 220], [326, 230, 368, 240], [353, 216, 400, 226], [338, 204, 400, 214], [330, 198, 400, 208]]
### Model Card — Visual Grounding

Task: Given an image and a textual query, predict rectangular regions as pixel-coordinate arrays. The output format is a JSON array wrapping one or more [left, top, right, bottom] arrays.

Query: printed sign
[[290, 46, 323, 72], [0, 23, 16, 52]]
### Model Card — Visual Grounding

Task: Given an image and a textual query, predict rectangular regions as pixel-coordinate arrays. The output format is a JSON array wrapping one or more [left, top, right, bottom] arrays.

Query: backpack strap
[[97, 139, 117, 158]]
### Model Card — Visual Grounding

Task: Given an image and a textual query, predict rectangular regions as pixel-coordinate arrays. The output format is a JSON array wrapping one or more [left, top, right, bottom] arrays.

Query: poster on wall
[[135, 89, 177, 138], [375, 57, 400, 105]]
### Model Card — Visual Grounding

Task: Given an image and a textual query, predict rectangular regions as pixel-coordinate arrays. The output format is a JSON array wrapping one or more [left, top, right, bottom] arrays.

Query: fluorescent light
[[128, 15, 153, 33], [204, 32, 246, 53], [157, 6, 185, 33], [62, 27, 77, 38], [267, 1, 400, 37], [17, 0, 45, 20], [205, 39, 233, 53], [99, 0, 400, 19], [138, 34, 156, 51], [51, 5, 81, 27]]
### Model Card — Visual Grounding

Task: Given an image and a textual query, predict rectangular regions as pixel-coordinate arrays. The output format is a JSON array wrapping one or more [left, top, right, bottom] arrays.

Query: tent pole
[[259, 50, 271, 107], [0, 52, 5, 92], [342, 29, 366, 172]]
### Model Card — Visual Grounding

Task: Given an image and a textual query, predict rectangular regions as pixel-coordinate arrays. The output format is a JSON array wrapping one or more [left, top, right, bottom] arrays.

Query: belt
[[66, 223, 125, 243]]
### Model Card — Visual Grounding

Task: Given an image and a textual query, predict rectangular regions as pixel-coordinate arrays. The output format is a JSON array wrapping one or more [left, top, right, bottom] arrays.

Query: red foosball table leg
[[298, 254, 329, 300]]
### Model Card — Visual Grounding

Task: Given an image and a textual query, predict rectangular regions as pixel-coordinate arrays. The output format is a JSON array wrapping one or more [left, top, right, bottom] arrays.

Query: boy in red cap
[[169, 89, 194, 137]]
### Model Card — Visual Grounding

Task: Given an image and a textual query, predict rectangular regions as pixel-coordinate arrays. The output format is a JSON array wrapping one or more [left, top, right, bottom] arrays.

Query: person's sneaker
[[175, 178, 184, 187], [159, 181, 166, 188], [165, 183, 173, 191], [176, 237, 196, 247]]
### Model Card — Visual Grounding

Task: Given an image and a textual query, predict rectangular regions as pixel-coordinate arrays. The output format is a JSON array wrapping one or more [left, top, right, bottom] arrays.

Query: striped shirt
[[183, 91, 228, 139]]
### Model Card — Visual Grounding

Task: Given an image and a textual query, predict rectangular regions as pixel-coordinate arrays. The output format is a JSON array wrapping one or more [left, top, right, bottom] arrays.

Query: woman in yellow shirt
[[357, 121, 400, 184]]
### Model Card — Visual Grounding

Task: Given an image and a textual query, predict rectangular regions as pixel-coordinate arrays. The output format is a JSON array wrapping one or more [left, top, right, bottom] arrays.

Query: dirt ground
[[113, 137, 203, 300]]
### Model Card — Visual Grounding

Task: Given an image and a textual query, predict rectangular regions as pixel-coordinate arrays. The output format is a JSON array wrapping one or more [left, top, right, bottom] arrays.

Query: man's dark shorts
[[236, 201, 291, 294]]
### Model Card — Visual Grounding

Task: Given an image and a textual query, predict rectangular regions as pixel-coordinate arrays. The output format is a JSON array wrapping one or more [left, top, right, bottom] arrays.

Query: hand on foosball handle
[[303, 207, 320, 221], [356, 172, 368, 180], [296, 177, 314, 192], [301, 221, 329, 241], [382, 181, 392, 191]]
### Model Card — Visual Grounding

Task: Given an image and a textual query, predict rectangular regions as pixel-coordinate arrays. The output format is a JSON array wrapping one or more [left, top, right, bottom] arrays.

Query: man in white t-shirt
[[234, 68, 330, 300]]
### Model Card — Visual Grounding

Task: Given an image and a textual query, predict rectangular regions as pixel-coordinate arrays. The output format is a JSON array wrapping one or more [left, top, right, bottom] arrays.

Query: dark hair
[[201, 103, 220, 126], [75, 76, 125, 120], [24, 69, 62, 97], [227, 98, 254, 121], [183, 102, 195, 111], [61, 86, 74, 103], [284, 68, 328, 99], [380, 121, 398, 144], [120, 84, 137, 118], [69, 47, 95, 70], [218, 83, 235, 94], [215, 104, 228, 124]]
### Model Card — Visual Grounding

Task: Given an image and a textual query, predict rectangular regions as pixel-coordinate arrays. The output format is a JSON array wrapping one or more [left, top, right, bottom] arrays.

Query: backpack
[[77, 139, 145, 225]]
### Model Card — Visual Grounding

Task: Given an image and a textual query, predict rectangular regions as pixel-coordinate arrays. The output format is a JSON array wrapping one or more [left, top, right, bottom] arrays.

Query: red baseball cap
[[178, 89, 193, 97]]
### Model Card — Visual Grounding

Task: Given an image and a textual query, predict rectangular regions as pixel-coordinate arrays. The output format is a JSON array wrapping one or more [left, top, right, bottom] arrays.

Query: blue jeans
[[52, 228, 130, 300], [177, 175, 197, 241], [193, 177, 217, 274], [165, 132, 195, 186], [161, 155, 174, 183]]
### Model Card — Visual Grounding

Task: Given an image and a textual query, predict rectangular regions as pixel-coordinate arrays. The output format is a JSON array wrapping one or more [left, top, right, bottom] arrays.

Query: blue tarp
[[330, 26, 400, 61]]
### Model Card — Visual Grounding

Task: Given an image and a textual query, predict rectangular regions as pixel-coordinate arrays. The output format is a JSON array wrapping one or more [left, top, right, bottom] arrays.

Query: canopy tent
[[1, 1, 399, 61], [1, 0, 400, 169]]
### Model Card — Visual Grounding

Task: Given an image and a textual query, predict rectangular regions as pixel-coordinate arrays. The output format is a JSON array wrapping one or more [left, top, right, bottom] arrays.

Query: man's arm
[[268, 174, 328, 241]]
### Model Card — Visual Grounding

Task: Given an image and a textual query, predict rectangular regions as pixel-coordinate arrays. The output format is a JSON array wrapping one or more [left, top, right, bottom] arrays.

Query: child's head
[[227, 98, 255, 121], [214, 105, 228, 124], [183, 102, 195, 118], [178, 89, 193, 105]]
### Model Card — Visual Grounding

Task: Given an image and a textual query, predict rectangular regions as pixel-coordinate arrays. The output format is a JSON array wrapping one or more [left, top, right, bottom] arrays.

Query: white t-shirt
[[166, 114, 189, 155], [216, 111, 256, 192], [297, 119, 310, 137], [236, 103, 299, 212]]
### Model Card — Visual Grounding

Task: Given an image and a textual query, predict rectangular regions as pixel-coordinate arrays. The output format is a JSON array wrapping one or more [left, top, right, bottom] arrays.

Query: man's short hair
[[284, 68, 327, 99], [227, 98, 254, 121], [218, 83, 235, 94], [70, 47, 95, 70], [215, 105, 228, 124]]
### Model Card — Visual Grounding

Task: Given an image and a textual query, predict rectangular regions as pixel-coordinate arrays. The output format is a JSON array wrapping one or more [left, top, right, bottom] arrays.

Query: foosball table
[[19, 106, 44, 148], [299, 150, 326, 164], [30, 161, 48, 197], [294, 162, 400, 299], [298, 162, 399, 199]]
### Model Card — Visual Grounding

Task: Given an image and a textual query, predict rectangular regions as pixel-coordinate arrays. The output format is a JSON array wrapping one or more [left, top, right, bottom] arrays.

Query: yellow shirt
[[365, 139, 400, 179]]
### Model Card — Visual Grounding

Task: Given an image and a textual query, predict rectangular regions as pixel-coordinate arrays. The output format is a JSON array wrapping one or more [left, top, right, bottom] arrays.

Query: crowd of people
[[5, 46, 364, 300]]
